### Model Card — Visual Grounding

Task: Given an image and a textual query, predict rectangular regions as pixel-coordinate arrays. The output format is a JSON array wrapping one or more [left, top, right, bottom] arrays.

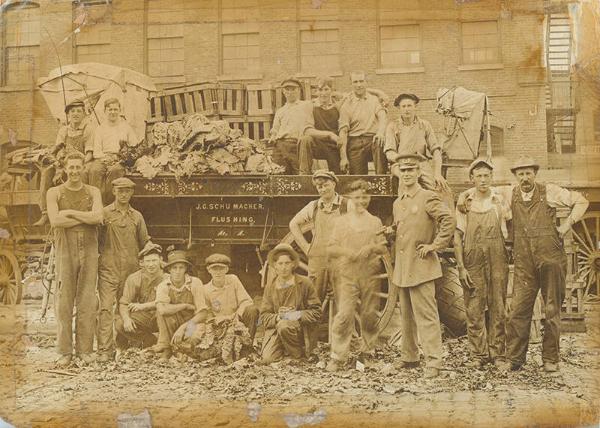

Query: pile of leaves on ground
[[120, 113, 285, 179]]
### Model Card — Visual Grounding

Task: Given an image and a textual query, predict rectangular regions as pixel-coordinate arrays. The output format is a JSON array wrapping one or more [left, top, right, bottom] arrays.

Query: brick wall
[[1, 0, 552, 174]]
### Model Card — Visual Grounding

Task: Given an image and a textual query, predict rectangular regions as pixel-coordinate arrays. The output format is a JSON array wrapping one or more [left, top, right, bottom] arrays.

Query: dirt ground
[[1, 300, 599, 428]]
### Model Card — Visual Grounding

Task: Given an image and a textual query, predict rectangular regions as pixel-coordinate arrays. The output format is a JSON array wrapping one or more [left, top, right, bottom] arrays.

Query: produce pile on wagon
[[121, 113, 285, 179], [5, 113, 284, 182]]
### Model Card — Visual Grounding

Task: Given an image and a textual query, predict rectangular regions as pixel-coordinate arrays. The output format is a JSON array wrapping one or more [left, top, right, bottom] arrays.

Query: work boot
[[543, 362, 559, 372], [97, 352, 114, 363], [494, 359, 510, 372], [78, 353, 96, 365], [55, 354, 72, 368], [465, 358, 486, 369], [510, 362, 523, 371], [326, 359, 342, 372], [395, 360, 420, 370], [33, 213, 49, 227], [424, 367, 440, 379]]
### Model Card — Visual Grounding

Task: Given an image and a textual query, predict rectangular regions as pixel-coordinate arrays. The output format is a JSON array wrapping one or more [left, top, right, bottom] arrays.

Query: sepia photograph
[[0, 0, 599, 426]]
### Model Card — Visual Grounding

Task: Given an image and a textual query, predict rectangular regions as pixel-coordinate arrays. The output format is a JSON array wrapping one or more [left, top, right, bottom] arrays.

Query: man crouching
[[115, 242, 166, 350], [259, 244, 321, 364], [154, 249, 204, 361]]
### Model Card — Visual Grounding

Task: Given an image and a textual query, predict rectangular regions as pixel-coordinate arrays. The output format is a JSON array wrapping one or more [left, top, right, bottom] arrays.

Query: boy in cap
[[34, 100, 95, 226], [154, 249, 204, 361], [458, 155, 588, 372], [338, 71, 388, 174], [384, 93, 449, 193], [289, 170, 348, 303], [453, 159, 511, 369], [326, 179, 388, 372], [197, 253, 260, 341], [47, 151, 103, 367], [391, 152, 455, 378], [97, 176, 150, 362], [268, 77, 314, 174], [115, 242, 166, 350], [259, 244, 321, 363]]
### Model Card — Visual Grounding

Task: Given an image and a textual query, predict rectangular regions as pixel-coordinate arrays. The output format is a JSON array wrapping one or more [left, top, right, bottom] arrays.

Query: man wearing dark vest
[[34, 100, 94, 226], [47, 151, 103, 367], [289, 170, 348, 303], [504, 156, 587, 372]]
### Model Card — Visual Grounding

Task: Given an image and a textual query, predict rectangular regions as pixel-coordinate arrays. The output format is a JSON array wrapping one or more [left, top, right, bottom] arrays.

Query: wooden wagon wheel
[[572, 212, 600, 298], [260, 223, 398, 337], [0, 249, 23, 304]]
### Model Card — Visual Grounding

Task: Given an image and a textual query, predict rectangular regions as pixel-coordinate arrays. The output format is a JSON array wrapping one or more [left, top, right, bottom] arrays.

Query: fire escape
[[545, 3, 577, 154]]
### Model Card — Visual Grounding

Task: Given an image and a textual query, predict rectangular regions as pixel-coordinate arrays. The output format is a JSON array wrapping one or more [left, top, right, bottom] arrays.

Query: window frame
[[458, 19, 503, 71], [297, 27, 342, 77]]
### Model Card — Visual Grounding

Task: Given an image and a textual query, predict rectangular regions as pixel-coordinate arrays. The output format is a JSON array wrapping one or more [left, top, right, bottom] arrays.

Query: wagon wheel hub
[[589, 251, 600, 273], [0, 272, 9, 288]]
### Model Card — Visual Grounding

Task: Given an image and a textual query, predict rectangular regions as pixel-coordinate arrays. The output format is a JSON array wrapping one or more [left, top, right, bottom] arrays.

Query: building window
[[220, 0, 260, 76], [2, 2, 40, 86], [478, 125, 504, 156], [461, 21, 501, 65], [300, 29, 340, 74], [73, 2, 112, 64], [379, 24, 421, 68], [146, 0, 184, 83]]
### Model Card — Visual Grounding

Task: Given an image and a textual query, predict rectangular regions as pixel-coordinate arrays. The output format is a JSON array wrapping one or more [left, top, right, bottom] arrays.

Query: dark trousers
[[115, 311, 158, 349], [86, 158, 125, 204], [506, 236, 566, 365], [272, 139, 300, 175], [298, 135, 341, 174], [347, 135, 388, 175], [239, 304, 260, 341]]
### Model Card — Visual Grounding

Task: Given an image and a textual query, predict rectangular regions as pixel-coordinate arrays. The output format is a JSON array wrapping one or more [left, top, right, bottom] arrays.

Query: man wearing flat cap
[[384, 93, 450, 197], [34, 100, 95, 226], [97, 176, 150, 362], [115, 242, 166, 350], [289, 170, 348, 303], [195, 253, 259, 341], [268, 77, 313, 174], [459, 155, 588, 372], [453, 158, 511, 370], [259, 244, 321, 363], [391, 152, 455, 379], [154, 249, 205, 361], [338, 71, 388, 174]]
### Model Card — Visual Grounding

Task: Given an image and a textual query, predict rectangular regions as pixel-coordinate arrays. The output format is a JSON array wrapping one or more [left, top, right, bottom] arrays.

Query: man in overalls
[[97, 177, 150, 362], [289, 170, 348, 303], [454, 159, 511, 369], [34, 100, 94, 226], [46, 151, 103, 367], [154, 249, 204, 361], [504, 156, 588, 372]]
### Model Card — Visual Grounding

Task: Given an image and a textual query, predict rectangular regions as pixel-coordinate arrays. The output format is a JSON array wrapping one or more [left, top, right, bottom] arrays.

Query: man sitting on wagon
[[115, 242, 166, 350], [153, 249, 204, 361], [259, 244, 321, 364]]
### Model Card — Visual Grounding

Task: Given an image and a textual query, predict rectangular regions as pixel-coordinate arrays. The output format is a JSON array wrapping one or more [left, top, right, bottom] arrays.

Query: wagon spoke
[[581, 219, 594, 250], [374, 291, 388, 299], [596, 216, 600, 249], [572, 229, 593, 254], [371, 273, 388, 280]]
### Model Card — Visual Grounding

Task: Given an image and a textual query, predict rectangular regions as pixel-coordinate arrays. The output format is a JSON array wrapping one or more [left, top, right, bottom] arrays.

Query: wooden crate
[[246, 84, 275, 115], [161, 88, 189, 121], [184, 83, 219, 117], [147, 95, 166, 124], [225, 115, 273, 141], [217, 83, 245, 116]]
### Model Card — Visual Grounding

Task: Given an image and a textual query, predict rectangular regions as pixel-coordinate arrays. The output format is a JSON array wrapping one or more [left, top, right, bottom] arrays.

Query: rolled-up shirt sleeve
[[338, 103, 351, 132], [424, 120, 441, 154], [154, 282, 170, 304], [290, 201, 315, 228], [545, 183, 589, 223], [119, 274, 138, 305], [384, 122, 398, 158]]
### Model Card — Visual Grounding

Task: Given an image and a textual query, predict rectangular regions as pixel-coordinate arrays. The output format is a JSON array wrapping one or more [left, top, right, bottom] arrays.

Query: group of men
[[45, 72, 589, 379]]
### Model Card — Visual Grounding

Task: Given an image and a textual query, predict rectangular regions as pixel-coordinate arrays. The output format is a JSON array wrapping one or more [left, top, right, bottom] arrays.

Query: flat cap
[[205, 253, 231, 268], [65, 100, 85, 113], [395, 152, 426, 170], [394, 93, 420, 106], [280, 77, 303, 88], [510, 155, 539, 173], [138, 242, 162, 258], [111, 177, 136, 188], [312, 169, 338, 183], [468, 158, 494, 175], [268, 243, 299, 266]]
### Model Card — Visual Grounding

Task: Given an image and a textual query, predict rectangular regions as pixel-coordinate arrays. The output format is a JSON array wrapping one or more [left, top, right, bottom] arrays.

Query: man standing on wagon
[[338, 71, 387, 174], [97, 177, 150, 362], [289, 170, 348, 303], [392, 152, 455, 379], [47, 151, 103, 367]]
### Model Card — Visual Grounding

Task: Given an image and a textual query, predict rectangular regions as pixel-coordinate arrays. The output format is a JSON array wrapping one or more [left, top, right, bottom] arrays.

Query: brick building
[[1, 0, 595, 181]]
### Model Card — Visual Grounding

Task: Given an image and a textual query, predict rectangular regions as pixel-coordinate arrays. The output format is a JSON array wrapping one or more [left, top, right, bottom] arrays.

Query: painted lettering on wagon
[[195, 202, 264, 210]]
